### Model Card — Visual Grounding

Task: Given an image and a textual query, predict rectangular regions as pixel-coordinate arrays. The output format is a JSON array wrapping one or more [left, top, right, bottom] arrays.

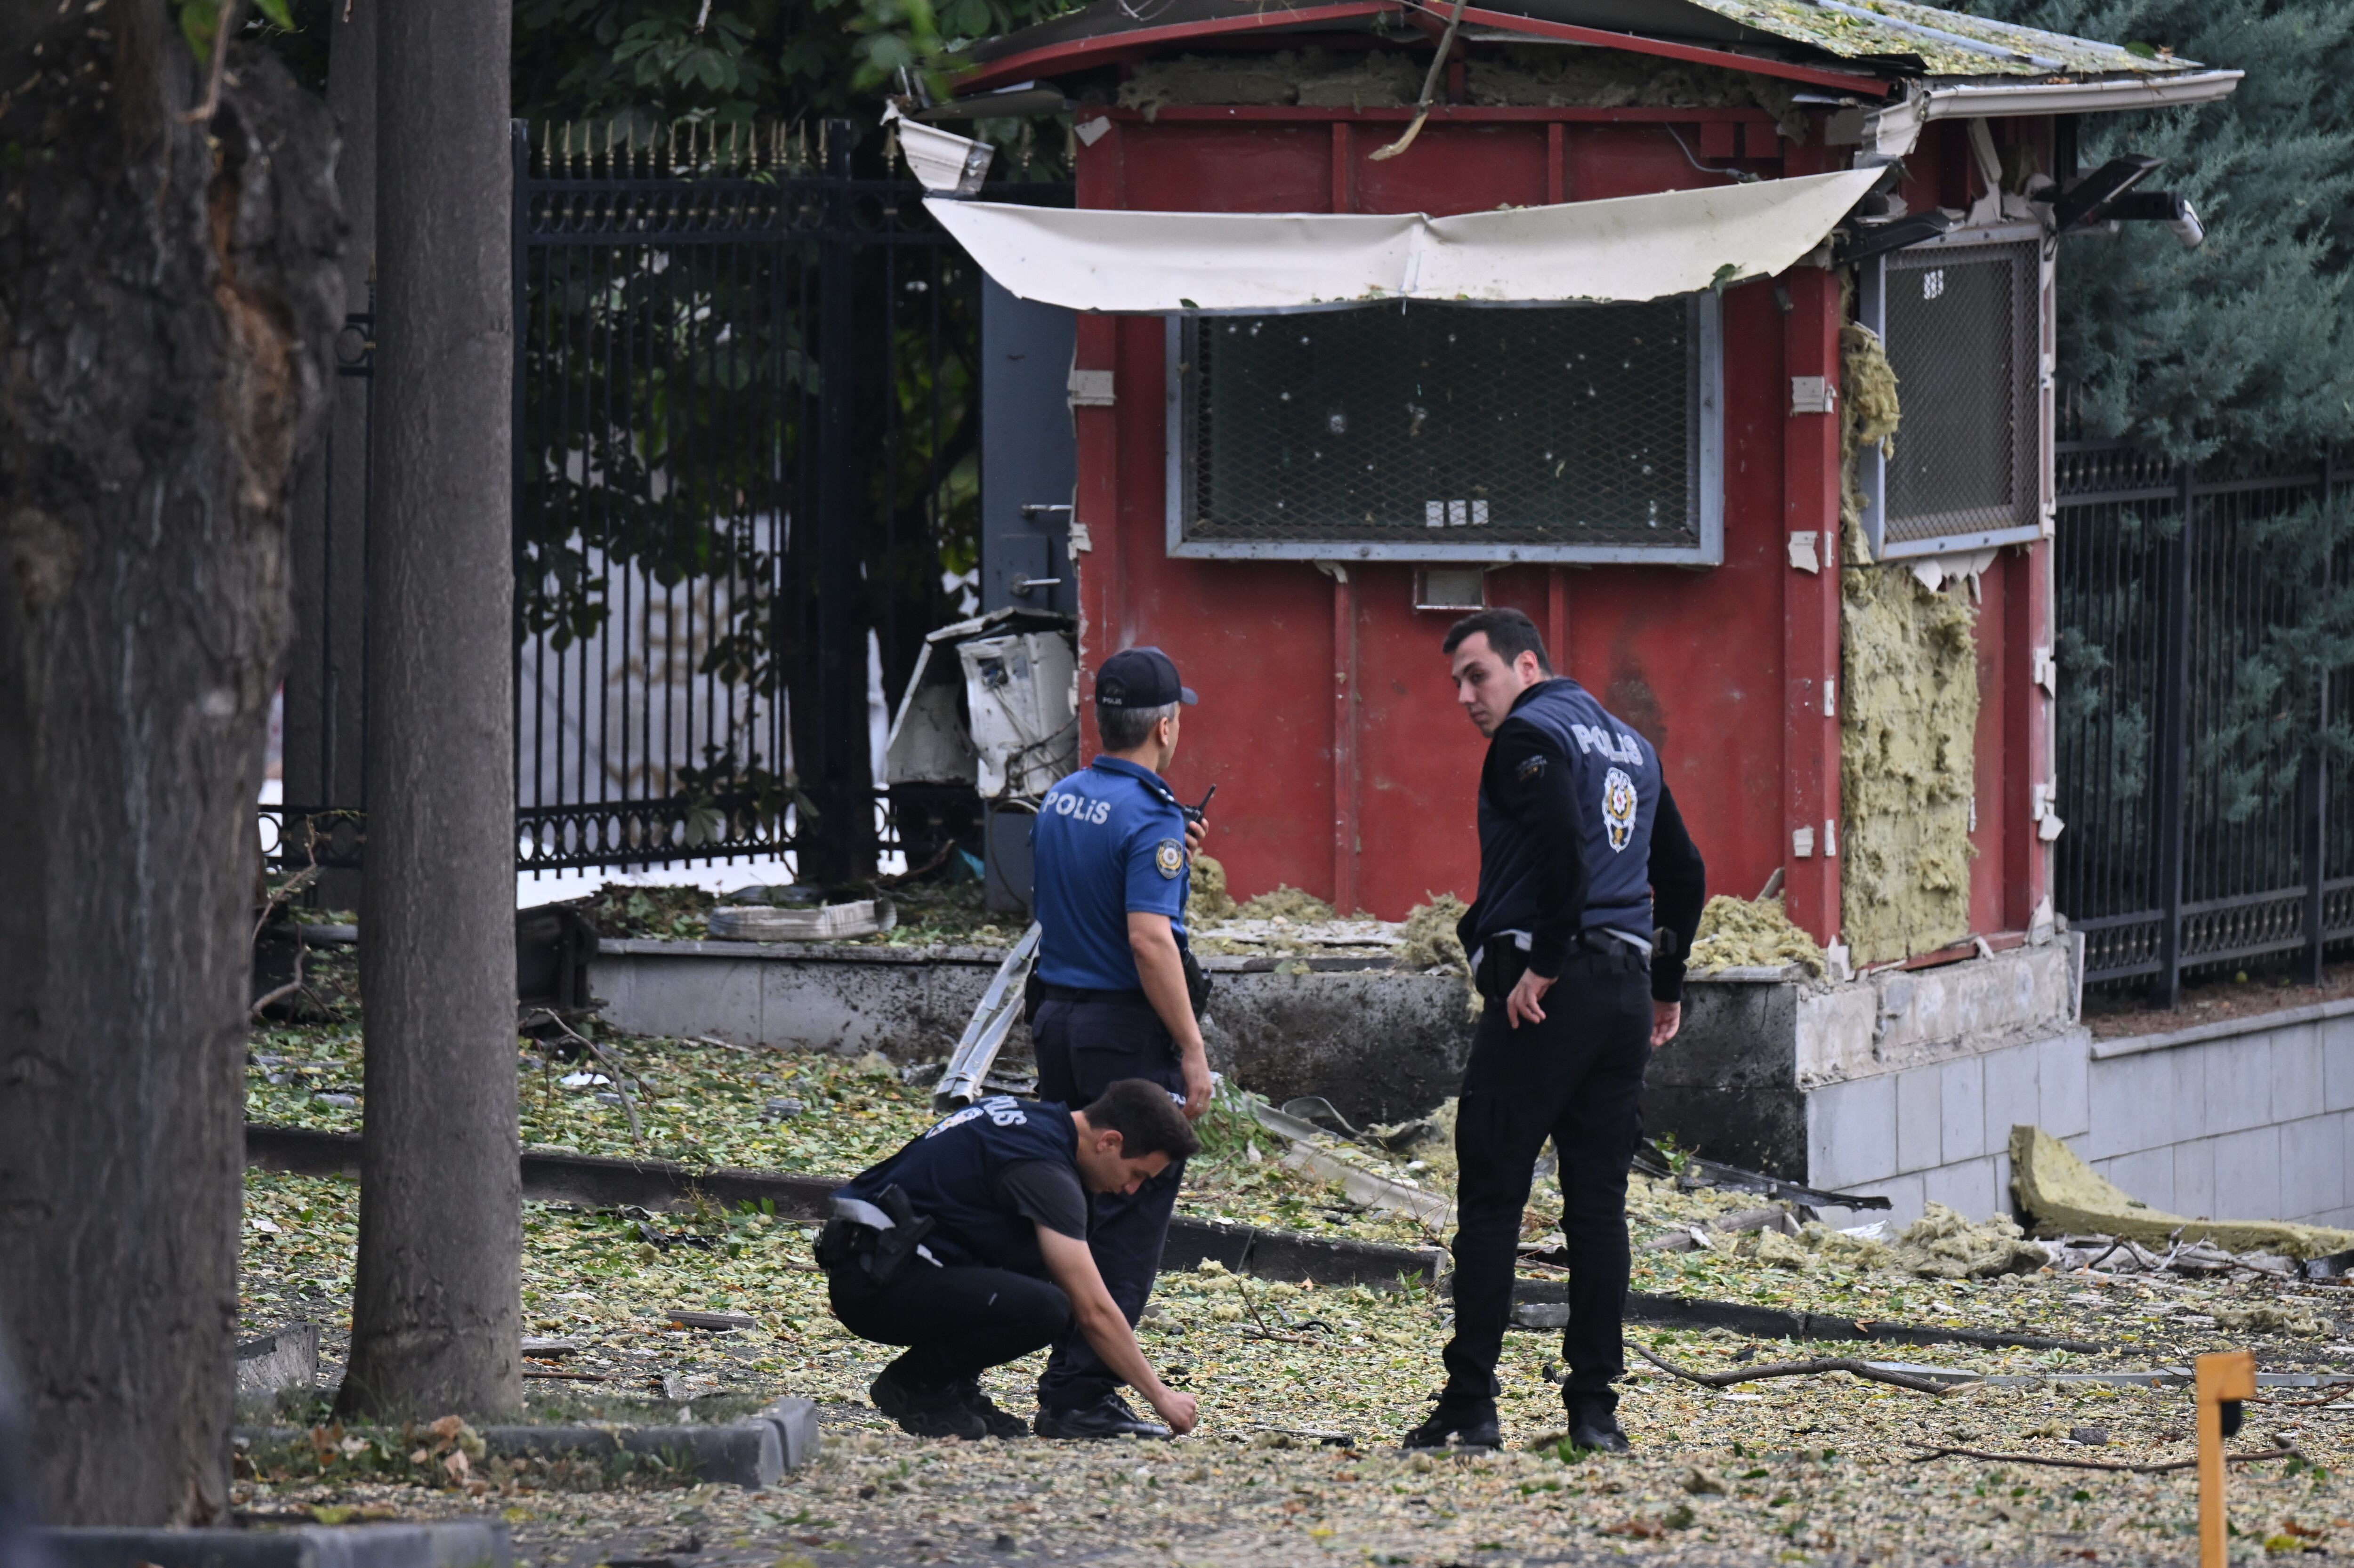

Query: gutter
[[1863, 70, 2243, 157]]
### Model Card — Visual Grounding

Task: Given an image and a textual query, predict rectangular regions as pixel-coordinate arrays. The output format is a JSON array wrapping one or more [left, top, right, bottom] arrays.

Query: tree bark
[[339, 0, 520, 1420], [283, 0, 378, 906], [0, 8, 342, 1527]]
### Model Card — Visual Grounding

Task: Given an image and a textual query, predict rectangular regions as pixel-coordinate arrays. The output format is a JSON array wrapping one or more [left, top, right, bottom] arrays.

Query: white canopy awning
[[925, 167, 1884, 314]]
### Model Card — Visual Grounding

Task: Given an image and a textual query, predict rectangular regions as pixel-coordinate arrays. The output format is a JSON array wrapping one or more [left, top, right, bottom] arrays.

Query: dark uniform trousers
[[1031, 996, 1187, 1412], [1444, 941, 1652, 1408], [828, 1263, 1073, 1389]]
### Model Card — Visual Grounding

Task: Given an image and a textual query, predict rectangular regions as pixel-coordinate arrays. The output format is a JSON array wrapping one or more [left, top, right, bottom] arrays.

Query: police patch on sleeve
[[1154, 838, 1185, 878], [1602, 767, 1638, 852], [1514, 753, 1547, 782]]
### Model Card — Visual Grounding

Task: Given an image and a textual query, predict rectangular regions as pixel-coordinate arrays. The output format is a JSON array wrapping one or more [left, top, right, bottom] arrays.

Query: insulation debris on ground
[[239, 945, 2354, 1565], [1391, 894, 1468, 973], [1685, 893, 1826, 977], [1705, 1204, 2044, 1282], [1185, 852, 1239, 921], [2013, 1125, 2354, 1260], [1234, 884, 1339, 923]]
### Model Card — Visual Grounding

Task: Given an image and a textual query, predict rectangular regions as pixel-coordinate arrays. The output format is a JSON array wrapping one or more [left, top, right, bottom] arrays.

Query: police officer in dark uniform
[[1025, 646, 1215, 1439], [1406, 609, 1707, 1455], [820, 1078, 1203, 1439]]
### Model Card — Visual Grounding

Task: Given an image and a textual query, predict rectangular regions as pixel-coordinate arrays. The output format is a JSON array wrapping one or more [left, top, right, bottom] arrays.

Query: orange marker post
[[2196, 1350, 2257, 1568]]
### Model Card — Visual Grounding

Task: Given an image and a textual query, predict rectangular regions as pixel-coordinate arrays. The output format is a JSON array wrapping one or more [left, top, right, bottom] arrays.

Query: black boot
[[1403, 1394, 1500, 1451], [871, 1362, 989, 1440], [951, 1376, 1031, 1440], [1034, 1391, 1172, 1440], [1564, 1391, 1628, 1453]]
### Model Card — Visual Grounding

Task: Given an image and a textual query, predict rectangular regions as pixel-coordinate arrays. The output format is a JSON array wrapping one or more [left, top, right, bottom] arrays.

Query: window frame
[[1855, 222, 2050, 562], [1161, 295, 1724, 566]]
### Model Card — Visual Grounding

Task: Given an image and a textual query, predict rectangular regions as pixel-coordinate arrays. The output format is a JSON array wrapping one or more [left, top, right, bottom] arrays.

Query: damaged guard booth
[[917, 1, 2240, 1213]]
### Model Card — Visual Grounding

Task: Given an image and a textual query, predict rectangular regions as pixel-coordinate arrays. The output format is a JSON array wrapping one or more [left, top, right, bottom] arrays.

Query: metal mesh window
[[1169, 298, 1721, 563], [1861, 237, 2042, 557]]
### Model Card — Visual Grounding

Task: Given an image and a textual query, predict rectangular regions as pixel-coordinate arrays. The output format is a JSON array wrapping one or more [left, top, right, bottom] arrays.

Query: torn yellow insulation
[[1236, 884, 1337, 922], [1187, 852, 1239, 921], [2010, 1126, 2354, 1259], [1118, 48, 1806, 138], [1840, 564, 1979, 964], [1397, 893, 1478, 1019], [1119, 50, 1414, 119], [1394, 893, 1469, 974], [1466, 48, 1808, 140], [1838, 285, 1978, 965], [1687, 893, 1826, 976]]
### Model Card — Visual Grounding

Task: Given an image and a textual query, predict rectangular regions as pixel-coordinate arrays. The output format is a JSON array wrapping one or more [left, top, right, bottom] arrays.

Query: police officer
[[1025, 646, 1214, 1439], [821, 1079, 1203, 1440], [1406, 609, 1707, 1455]]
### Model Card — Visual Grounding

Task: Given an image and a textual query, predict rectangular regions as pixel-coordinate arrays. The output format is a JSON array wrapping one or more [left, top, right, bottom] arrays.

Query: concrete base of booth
[[587, 932, 2354, 1228], [589, 936, 1476, 1125]]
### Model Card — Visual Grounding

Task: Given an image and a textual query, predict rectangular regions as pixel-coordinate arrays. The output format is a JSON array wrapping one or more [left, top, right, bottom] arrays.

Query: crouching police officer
[[819, 1079, 1203, 1440], [1026, 646, 1214, 1439], [1408, 609, 1707, 1455]]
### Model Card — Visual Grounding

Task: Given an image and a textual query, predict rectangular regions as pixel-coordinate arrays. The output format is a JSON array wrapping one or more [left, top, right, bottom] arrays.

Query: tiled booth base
[[1802, 1000, 2354, 1230]]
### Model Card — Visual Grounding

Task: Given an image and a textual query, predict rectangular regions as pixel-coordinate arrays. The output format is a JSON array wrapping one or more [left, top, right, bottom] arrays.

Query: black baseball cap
[[1095, 646, 1198, 708]]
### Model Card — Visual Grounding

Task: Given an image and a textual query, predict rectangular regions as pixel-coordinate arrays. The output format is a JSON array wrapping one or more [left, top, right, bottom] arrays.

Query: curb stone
[[755, 1396, 822, 1471], [244, 1123, 1443, 1288], [38, 1523, 511, 1568], [236, 1407, 820, 1492], [477, 1420, 782, 1488]]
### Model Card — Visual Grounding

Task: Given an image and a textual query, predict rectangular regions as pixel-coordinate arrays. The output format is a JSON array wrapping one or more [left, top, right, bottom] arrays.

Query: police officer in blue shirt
[[1025, 646, 1215, 1439], [1406, 609, 1707, 1456]]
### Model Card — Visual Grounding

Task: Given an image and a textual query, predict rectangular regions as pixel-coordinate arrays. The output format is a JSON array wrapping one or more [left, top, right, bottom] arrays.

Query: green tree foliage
[[260, 0, 1078, 132], [515, 0, 785, 130], [1973, 0, 2354, 466]]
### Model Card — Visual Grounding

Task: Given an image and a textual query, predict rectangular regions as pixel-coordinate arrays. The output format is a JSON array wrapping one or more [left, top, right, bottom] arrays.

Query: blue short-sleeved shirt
[[1031, 756, 1191, 991]]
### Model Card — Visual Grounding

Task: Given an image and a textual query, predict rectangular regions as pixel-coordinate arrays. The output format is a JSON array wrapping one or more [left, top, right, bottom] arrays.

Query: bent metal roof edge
[[955, 0, 2207, 93]]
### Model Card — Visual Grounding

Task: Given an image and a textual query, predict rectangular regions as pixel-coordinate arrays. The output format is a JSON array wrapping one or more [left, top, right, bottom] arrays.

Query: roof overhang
[[955, 0, 1894, 97], [1396, 2, 1889, 97], [956, 0, 1398, 95], [1861, 69, 2245, 157]]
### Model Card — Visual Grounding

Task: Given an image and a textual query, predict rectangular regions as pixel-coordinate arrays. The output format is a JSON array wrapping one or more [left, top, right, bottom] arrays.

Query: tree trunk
[[0, 9, 342, 1527], [339, 0, 520, 1420], [283, 0, 378, 908]]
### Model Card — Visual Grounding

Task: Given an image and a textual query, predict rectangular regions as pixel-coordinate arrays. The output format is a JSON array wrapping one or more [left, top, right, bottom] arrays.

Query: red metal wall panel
[[1071, 107, 2051, 942]]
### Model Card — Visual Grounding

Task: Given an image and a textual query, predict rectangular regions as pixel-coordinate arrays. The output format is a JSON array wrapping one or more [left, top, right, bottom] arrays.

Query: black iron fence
[[514, 118, 994, 884], [2052, 439, 2351, 1002], [274, 120, 1066, 887]]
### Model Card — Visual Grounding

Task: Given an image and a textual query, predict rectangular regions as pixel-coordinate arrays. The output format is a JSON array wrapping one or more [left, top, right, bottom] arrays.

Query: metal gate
[[2052, 438, 2353, 1002], [512, 118, 1005, 885], [271, 121, 1064, 888]]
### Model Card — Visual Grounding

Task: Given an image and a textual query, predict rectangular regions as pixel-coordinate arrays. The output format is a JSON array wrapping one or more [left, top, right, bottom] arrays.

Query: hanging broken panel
[[1171, 298, 1719, 562]]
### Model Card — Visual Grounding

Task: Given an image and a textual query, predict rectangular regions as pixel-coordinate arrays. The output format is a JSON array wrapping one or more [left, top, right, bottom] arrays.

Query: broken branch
[[1907, 1443, 2298, 1475], [1634, 1343, 1960, 1396], [2249, 1386, 2354, 1409], [523, 1005, 645, 1143], [177, 0, 241, 125], [248, 973, 308, 1021], [1368, 0, 1466, 163]]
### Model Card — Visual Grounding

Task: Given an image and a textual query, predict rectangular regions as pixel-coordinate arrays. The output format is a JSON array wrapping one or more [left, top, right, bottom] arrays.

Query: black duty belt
[[1035, 982, 1151, 1006]]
